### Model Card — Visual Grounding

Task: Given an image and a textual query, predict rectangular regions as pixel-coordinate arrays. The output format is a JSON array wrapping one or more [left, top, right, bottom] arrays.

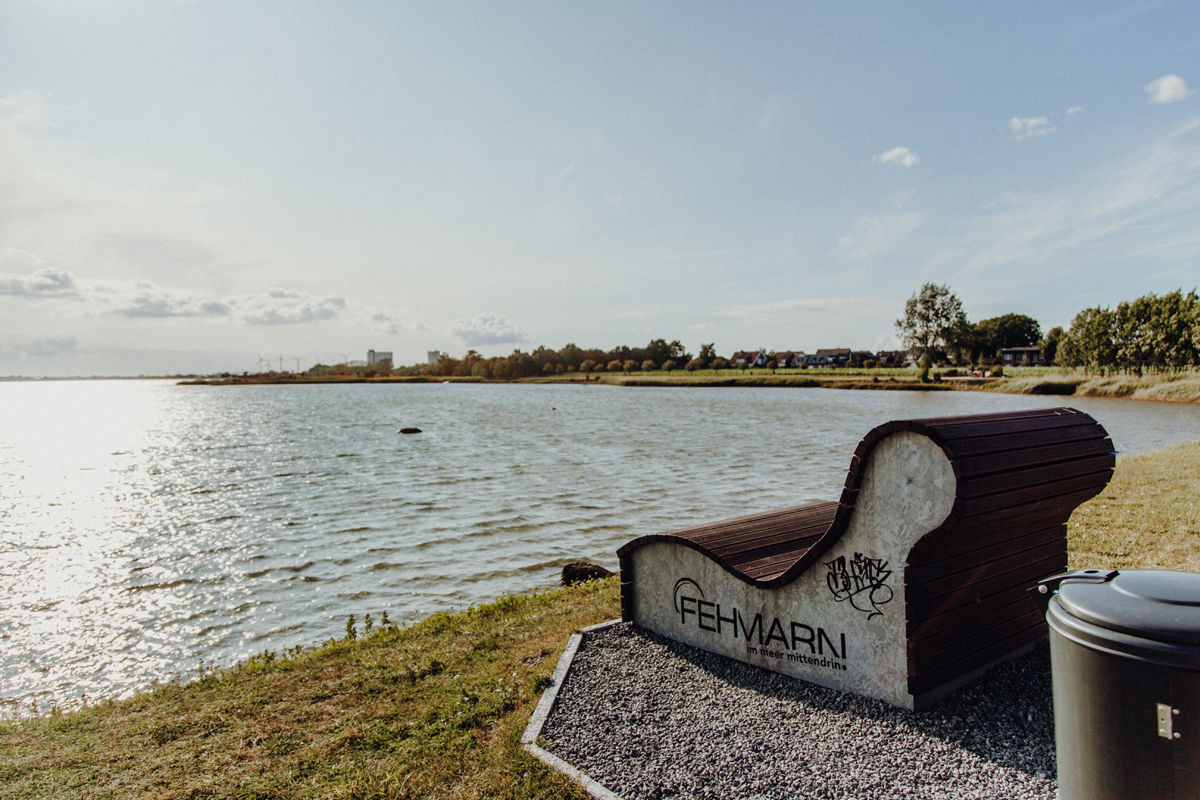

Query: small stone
[[560, 561, 613, 586], [398, 427, 422, 434]]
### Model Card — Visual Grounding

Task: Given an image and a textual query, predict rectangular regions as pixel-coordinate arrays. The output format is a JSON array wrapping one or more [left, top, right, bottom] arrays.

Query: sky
[[2, 2, 1199, 376]]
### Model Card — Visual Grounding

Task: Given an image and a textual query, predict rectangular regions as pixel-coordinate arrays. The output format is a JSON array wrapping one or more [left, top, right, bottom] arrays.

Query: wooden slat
[[943, 423, 1110, 458], [906, 586, 1038, 642], [908, 619, 1046, 697], [908, 518, 1066, 566], [955, 440, 1115, 480], [906, 551, 1067, 621], [907, 538, 1066, 604], [927, 412, 1098, 440], [961, 471, 1112, 516], [910, 407, 1078, 427], [908, 607, 1044, 672], [905, 525, 1063, 585], [962, 453, 1116, 497]]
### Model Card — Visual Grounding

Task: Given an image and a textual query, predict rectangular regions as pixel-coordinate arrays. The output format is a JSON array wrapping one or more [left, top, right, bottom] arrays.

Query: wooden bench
[[617, 407, 1114, 709]]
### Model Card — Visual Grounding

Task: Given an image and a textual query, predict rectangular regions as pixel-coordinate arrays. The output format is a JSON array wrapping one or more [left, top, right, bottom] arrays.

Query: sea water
[[3, 379, 1200, 713]]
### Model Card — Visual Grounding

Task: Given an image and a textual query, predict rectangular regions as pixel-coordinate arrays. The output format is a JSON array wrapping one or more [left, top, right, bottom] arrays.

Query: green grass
[[0, 581, 619, 800], [1069, 439, 1200, 571], [984, 371, 1200, 403]]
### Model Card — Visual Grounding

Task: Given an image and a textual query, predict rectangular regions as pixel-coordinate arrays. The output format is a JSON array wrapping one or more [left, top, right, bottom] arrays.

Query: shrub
[[543, 363, 555, 374], [579, 360, 595, 373], [662, 360, 677, 372], [711, 357, 728, 370], [863, 359, 877, 369], [622, 359, 637, 373], [607, 360, 623, 372], [992, 365, 1004, 377], [685, 359, 700, 372], [641, 359, 657, 372], [567, 365, 577, 372], [555, 363, 565, 373], [766, 360, 777, 370]]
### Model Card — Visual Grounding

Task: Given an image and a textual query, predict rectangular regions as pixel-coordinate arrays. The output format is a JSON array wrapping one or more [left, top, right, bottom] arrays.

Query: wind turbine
[[256, 353, 267, 373], [293, 356, 303, 373], [340, 353, 351, 366]]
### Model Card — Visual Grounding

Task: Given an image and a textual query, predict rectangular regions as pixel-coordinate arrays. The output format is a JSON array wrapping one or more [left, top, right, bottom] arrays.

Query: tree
[[1057, 306, 1116, 372], [662, 360, 678, 372], [607, 359, 623, 372], [641, 359, 656, 372], [973, 314, 1042, 358], [1040, 327, 1063, 366], [896, 283, 968, 363], [644, 339, 690, 366], [622, 359, 637, 373], [697, 343, 717, 369]]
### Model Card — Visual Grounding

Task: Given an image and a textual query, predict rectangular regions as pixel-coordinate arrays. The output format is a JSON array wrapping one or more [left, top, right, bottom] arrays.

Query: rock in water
[[561, 562, 613, 586], [399, 427, 422, 434]]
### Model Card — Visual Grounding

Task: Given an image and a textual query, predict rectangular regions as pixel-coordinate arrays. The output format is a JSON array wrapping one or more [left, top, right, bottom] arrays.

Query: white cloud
[[1146, 74, 1193, 104], [1009, 117, 1055, 140], [118, 293, 230, 318], [6, 335, 78, 357], [371, 312, 427, 335], [239, 291, 345, 325], [0, 268, 76, 297], [874, 146, 920, 167], [449, 314, 529, 347], [1067, 106, 1084, 116], [838, 212, 923, 259]]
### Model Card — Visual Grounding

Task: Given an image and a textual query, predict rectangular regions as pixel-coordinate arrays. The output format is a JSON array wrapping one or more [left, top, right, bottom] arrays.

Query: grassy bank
[[5, 442, 1199, 798], [0, 581, 619, 800], [981, 370, 1200, 403], [182, 367, 1200, 404], [1068, 439, 1200, 570]]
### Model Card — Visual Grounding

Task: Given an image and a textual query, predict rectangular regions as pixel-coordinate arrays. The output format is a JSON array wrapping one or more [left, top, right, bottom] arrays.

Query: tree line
[[897, 283, 1199, 374], [313, 339, 705, 379]]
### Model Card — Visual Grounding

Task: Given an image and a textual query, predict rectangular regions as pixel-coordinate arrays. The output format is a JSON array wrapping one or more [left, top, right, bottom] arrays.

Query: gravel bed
[[540, 623, 1056, 800]]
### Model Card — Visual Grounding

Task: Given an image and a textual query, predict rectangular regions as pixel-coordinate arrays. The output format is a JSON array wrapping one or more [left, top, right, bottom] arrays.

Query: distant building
[[427, 350, 442, 366], [1001, 347, 1047, 367], [367, 350, 393, 365], [874, 350, 909, 367], [804, 348, 851, 367], [774, 351, 806, 368], [729, 350, 769, 367]]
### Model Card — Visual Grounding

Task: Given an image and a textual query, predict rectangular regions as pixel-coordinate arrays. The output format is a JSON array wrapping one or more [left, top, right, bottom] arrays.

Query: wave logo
[[673, 577, 704, 614]]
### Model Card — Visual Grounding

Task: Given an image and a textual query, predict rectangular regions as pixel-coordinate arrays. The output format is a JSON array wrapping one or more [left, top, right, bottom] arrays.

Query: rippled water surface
[[3, 379, 1200, 713]]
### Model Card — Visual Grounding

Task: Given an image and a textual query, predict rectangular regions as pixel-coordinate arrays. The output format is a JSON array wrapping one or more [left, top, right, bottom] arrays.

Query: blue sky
[[2, 2, 1198, 375]]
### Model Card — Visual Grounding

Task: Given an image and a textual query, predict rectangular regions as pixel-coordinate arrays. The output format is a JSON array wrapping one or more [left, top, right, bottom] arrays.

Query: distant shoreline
[[176, 371, 1200, 403]]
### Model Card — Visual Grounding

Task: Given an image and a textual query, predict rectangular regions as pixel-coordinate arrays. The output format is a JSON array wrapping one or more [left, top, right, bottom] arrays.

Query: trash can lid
[[1057, 569, 1200, 647]]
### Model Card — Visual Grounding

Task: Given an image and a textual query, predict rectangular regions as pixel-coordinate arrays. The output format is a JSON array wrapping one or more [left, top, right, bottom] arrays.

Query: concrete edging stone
[[521, 619, 625, 800]]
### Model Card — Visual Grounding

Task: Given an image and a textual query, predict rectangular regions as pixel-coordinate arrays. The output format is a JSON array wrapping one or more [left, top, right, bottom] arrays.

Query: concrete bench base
[[619, 408, 1114, 709]]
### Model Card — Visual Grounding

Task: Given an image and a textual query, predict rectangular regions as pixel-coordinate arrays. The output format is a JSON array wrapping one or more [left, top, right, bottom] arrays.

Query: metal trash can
[[1031, 569, 1200, 800]]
